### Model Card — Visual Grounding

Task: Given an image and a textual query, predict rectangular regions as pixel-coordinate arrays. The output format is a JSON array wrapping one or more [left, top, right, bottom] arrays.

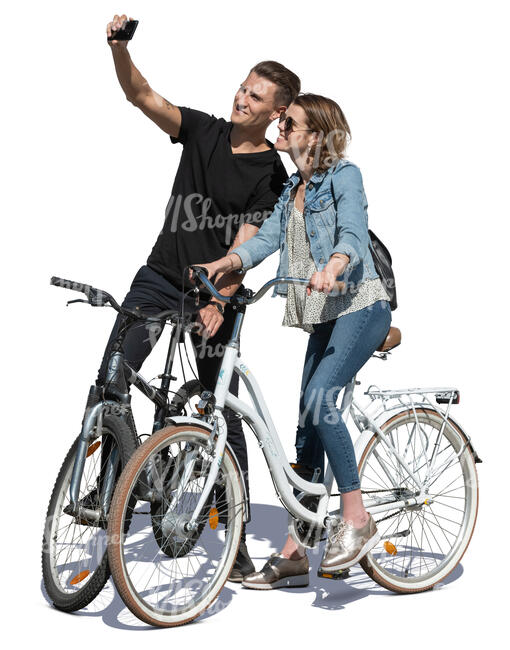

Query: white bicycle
[[106, 268, 481, 627]]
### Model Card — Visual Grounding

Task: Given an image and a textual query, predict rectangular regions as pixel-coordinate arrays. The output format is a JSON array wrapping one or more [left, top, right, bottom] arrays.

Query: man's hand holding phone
[[106, 14, 138, 47]]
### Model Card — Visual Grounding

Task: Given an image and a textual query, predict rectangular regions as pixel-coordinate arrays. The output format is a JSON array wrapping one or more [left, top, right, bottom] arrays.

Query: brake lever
[[189, 265, 209, 307], [66, 298, 88, 306], [66, 289, 110, 308]]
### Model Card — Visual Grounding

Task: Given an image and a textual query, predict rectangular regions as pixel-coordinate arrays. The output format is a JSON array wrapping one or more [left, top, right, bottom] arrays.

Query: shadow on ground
[[41, 502, 463, 629]]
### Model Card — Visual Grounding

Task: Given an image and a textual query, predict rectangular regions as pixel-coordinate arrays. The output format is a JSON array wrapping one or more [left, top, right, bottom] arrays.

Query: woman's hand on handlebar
[[307, 269, 338, 295], [189, 262, 217, 282], [307, 255, 349, 295], [189, 255, 242, 283]]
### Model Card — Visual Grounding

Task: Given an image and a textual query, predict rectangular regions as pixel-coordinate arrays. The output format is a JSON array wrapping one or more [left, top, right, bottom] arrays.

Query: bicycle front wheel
[[107, 424, 244, 627], [358, 408, 479, 593], [42, 414, 138, 611]]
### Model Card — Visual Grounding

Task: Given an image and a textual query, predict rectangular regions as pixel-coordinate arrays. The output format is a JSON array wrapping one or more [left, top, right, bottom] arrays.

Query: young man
[[100, 14, 301, 580]]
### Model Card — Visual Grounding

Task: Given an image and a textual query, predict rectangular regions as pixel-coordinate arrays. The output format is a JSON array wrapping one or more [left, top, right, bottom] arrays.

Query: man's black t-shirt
[[147, 107, 288, 289]]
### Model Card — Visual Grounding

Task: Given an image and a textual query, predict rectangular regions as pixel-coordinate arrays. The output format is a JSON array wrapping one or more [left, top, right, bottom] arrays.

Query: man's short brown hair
[[250, 61, 301, 108]]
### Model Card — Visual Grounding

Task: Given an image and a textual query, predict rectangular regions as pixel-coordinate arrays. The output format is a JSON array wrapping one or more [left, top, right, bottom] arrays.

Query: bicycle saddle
[[377, 326, 401, 352]]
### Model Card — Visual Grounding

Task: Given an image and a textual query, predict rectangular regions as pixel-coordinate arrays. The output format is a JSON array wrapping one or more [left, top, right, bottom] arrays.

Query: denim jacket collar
[[310, 168, 328, 184], [285, 167, 329, 191]]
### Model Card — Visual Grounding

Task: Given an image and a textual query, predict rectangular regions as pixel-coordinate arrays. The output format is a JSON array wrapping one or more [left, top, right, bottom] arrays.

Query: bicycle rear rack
[[358, 385, 482, 465]]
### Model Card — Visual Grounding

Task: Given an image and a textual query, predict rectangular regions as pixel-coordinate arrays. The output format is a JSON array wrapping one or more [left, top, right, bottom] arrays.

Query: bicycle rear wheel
[[42, 414, 137, 611], [358, 408, 478, 593], [107, 424, 244, 627]]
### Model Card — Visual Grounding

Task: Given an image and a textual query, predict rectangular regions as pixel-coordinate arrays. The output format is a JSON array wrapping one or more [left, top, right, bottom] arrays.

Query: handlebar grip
[[189, 265, 209, 278], [50, 276, 112, 307], [50, 276, 93, 295]]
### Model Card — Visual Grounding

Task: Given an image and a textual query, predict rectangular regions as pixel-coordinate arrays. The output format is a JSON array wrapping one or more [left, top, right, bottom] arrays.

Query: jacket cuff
[[231, 245, 254, 271], [330, 242, 360, 271]]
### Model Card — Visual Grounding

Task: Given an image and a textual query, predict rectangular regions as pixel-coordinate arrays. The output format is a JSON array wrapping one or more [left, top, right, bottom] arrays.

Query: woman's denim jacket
[[232, 159, 379, 296]]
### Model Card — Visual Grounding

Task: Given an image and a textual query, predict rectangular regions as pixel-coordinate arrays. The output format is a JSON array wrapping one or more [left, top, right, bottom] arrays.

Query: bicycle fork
[[67, 398, 122, 520], [161, 414, 228, 533]]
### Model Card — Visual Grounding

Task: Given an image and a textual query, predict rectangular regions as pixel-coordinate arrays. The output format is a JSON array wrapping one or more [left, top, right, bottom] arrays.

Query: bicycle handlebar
[[50, 276, 93, 296], [51, 267, 343, 322], [50, 276, 115, 307], [50, 275, 179, 324], [189, 266, 309, 306]]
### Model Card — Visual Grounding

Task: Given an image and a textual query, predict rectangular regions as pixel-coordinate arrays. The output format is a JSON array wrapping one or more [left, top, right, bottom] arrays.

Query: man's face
[[231, 71, 283, 128]]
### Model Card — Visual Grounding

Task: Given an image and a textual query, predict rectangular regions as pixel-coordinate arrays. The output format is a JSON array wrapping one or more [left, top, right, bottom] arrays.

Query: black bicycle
[[42, 276, 207, 612]]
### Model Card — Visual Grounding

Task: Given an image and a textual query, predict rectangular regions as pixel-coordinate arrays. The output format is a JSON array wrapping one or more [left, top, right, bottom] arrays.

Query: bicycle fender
[[354, 428, 376, 465], [164, 416, 250, 522], [354, 408, 483, 466]]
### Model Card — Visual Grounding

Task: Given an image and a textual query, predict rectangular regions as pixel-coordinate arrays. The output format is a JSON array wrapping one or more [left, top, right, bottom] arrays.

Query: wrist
[[327, 254, 349, 275], [212, 258, 230, 275], [110, 43, 129, 55], [223, 254, 241, 273]]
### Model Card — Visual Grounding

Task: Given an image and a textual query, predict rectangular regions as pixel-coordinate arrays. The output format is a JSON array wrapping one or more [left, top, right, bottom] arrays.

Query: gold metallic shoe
[[242, 553, 309, 590], [320, 514, 380, 571]]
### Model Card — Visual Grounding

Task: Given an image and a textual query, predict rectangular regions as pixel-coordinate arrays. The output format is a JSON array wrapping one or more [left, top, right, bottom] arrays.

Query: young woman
[[191, 94, 392, 589]]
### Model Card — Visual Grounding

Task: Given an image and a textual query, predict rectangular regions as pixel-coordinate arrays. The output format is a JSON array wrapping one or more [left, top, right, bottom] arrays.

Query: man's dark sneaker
[[228, 541, 255, 583]]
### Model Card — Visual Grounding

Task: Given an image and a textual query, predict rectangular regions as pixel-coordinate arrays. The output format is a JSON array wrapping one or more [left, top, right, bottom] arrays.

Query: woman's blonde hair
[[293, 94, 351, 172]]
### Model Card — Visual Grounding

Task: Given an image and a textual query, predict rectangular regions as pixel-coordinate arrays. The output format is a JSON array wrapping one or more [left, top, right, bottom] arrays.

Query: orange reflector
[[209, 507, 219, 530], [322, 573, 333, 578], [424, 499, 429, 505], [196, 406, 205, 415], [384, 541, 397, 556], [86, 441, 101, 457], [69, 570, 90, 585]]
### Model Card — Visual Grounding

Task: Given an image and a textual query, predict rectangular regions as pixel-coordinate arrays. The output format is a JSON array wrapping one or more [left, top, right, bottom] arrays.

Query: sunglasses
[[278, 114, 313, 134]]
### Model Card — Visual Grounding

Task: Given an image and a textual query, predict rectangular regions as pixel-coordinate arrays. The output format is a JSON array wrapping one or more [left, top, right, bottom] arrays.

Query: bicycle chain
[[373, 509, 404, 525], [361, 488, 407, 525]]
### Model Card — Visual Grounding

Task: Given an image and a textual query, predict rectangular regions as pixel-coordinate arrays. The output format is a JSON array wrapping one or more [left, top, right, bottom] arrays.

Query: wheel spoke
[[109, 429, 244, 623], [359, 410, 477, 591]]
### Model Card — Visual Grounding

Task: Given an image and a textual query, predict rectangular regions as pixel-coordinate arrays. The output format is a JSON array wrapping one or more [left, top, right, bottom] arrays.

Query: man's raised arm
[[107, 14, 181, 138]]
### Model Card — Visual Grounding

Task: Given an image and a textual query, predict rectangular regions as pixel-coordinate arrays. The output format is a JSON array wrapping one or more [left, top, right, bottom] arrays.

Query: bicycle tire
[[153, 380, 209, 557], [168, 379, 202, 417], [42, 414, 138, 612], [358, 407, 479, 593], [107, 424, 244, 627]]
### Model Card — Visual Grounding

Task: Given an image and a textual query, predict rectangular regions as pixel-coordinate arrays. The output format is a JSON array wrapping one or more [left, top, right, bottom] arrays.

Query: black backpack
[[367, 229, 397, 311]]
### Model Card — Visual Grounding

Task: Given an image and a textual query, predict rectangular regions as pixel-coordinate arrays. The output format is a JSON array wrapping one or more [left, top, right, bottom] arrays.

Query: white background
[[2, 0, 508, 645]]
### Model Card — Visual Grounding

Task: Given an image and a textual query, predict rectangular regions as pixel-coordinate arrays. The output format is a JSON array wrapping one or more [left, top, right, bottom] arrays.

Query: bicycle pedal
[[317, 568, 351, 580]]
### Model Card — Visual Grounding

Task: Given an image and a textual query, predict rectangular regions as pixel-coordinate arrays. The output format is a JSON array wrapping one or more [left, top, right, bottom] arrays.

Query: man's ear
[[269, 106, 287, 122]]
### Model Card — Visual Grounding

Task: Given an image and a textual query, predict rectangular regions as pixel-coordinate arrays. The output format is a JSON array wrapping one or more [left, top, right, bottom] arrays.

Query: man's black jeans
[[97, 265, 250, 509]]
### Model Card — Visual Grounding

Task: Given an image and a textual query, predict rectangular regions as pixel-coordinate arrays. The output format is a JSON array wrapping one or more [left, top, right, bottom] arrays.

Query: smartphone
[[108, 19, 139, 41]]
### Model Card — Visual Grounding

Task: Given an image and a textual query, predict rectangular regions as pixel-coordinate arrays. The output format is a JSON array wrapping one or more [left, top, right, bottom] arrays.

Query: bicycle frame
[[184, 308, 472, 534], [67, 318, 187, 514]]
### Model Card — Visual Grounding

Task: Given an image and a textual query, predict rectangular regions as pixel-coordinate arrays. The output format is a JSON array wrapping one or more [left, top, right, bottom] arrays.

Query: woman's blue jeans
[[295, 300, 391, 493]]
